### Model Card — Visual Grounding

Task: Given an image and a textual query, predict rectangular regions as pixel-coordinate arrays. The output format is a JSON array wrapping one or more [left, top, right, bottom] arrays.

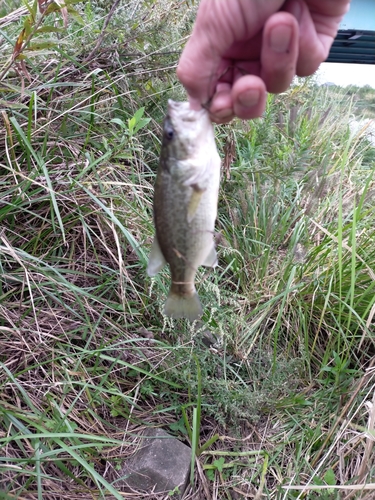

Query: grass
[[1, 1, 375, 498]]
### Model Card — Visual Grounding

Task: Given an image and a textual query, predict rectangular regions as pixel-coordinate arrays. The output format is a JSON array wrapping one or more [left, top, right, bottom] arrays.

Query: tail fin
[[164, 290, 203, 321]]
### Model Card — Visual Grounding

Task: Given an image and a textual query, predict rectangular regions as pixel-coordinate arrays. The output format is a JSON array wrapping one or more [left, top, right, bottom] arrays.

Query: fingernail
[[290, 0, 302, 21], [238, 89, 260, 108], [270, 25, 292, 53], [214, 108, 233, 119]]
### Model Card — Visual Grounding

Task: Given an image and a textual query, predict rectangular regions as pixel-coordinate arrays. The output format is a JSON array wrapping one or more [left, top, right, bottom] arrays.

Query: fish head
[[161, 100, 213, 161]]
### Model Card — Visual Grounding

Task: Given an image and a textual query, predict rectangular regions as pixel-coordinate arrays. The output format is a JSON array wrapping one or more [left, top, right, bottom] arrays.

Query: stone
[[118, 427, 191, 497]]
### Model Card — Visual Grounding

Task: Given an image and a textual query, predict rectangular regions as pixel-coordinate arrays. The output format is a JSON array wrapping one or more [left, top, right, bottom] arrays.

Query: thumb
[[177, 32, 220, 106], [177, 0, 285, 104]]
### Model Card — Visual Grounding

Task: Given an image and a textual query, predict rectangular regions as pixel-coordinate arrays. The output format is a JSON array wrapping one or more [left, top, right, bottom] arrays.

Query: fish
[[147, 100, 221, 321]]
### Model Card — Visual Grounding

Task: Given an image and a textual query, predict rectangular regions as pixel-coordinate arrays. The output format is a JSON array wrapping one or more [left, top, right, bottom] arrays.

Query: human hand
[[177, 0, 350, 123]]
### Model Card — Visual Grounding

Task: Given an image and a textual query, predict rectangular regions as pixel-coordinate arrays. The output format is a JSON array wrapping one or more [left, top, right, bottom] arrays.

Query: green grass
[[1, 1, 375, 499]]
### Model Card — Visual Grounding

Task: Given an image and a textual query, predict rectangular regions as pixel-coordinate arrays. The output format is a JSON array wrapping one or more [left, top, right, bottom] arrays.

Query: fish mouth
[[167, 100, 207, 122]]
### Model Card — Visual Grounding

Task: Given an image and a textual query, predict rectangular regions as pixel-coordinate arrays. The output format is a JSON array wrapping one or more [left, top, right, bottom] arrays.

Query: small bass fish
[[147, 100, 221, 321]]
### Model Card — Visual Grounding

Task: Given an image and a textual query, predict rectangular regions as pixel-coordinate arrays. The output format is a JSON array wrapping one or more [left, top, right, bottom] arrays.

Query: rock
[[198, 329, 218, 348], [349, 118, 375, 146], [118, 428, 191, 497]]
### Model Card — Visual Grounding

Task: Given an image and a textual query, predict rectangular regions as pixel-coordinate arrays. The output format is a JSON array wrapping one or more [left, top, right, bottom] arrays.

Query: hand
[[177, 0, 350, 123]]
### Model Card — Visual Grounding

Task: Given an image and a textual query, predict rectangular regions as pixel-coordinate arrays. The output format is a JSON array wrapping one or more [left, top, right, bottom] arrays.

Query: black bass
[[147, 100, 221, 321]]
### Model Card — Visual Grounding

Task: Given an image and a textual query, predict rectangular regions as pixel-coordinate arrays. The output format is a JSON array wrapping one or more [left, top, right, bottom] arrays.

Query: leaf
[[110, 118, 126, 129], [133, 106, 145, 122], [206, 469, 214, 481], [17, 50, 54, 59], [133, 117, 151, 134], [10, 117, 66, 243], [169, 418, 187, 435], [127, 107, 151, 135], [23, 0, 37, 20], [44, 2, 63, 14], [66, 5, 84, 25], [13, 28, 26, 57], [31, 0, 38, 19], [23, 17, 33, 38], [25, 41, 59, 50], [312, 476, 325, 486], [54, 438, 124, 500], [324, 468, 336, 486], [213, 457, 225, 472], [36, 26, 65, 33], [0, 100, 28, 110], [128, 116, 136, 133]]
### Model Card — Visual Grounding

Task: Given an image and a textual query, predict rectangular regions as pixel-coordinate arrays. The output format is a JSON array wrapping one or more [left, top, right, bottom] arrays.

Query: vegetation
[[1, 1, 375, 498], [346, 84, 375, 118]]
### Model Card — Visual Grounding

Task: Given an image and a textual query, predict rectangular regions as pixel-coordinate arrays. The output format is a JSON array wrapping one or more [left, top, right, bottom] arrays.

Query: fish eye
[[164, 120, 174, 141]]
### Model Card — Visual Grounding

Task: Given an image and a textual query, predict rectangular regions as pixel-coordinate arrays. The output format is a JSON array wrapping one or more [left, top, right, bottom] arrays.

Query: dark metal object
[[327, 30, 375, 64], [326, 0, 375, 64]]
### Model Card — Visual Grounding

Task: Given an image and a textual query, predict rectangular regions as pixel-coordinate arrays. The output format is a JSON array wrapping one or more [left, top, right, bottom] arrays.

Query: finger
[[283, 0, 347, 76], [209, 75, 267, 122], [232, 75, 267, 120], [261, 12, 299, 93], [208, 61, 262, 122], [177, 30, 220, 105], [208, 82, 235, 123], [284, 0, 326, 75]]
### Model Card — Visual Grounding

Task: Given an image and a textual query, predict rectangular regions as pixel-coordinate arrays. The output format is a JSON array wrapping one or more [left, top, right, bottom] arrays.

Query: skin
[[177, 0, 350, 123]]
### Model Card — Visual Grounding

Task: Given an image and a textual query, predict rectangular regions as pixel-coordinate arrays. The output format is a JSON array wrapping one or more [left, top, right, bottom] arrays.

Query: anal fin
[[147, 236, 166, 276], [202, 244, 218, 268]]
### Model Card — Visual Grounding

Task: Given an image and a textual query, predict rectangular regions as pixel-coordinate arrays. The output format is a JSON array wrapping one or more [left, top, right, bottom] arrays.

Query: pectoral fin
[[147, 236, 166, 276], [202, 244, 218, 268], [187, 187, 204, 223]]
